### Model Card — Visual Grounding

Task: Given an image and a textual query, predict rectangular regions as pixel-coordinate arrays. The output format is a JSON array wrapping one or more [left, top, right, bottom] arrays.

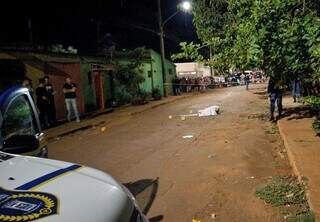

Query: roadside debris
[[211, 213, 217, 219], [183, 135, 194, 139], [208, 154, 216, 159], [101, 127, 107, 132]]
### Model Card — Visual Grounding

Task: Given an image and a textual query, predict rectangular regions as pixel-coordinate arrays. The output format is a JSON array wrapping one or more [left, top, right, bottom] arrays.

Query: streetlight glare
[[182, 1, 191, 11]]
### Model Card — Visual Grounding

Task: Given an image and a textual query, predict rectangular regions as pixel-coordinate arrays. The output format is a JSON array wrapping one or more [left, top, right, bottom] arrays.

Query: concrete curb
[[277, 120, 316, 218]]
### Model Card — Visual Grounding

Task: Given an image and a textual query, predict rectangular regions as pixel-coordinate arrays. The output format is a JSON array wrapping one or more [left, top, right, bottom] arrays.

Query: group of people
[[172, 76, 220, 96], [22, 76, 80, 129]]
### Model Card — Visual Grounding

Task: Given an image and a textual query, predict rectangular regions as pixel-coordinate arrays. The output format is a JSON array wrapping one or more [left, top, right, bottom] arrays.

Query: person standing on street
[[35, 78, 49, 129], [245, 75, 250, 90], [44, 76, 57, 126], [267, 77, 283, 121], [22, 77, 34, 97], [63, 77, 80, 122], [292, 78, 302, 103]]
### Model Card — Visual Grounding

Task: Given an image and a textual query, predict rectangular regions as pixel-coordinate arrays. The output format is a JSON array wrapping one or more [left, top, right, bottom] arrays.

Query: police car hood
[[0, 153, 135, 222]]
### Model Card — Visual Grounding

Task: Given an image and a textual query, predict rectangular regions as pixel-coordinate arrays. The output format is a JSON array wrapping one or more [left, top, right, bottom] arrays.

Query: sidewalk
[[45, 93, 193, 142], [277, 96, 320, 219]]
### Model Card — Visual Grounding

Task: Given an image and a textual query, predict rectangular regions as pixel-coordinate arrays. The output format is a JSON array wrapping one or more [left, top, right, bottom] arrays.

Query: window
[[2, 95, 38, 140]]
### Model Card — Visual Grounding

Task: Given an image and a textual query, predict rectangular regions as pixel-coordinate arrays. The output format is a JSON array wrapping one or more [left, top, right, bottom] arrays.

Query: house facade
[[0, 48, 176, 121]]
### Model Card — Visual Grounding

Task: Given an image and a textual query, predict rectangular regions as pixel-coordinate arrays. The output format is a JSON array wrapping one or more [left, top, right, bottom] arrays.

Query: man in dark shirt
[[22, 77, 34, 97], [35, 78, 49, 128], [44, 76, 56, 126], [63, 77, 80, 122], [267, 77, 283, 121]]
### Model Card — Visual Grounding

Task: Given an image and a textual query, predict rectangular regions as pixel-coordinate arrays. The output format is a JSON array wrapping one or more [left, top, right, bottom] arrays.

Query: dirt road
[[49, 85, 292, 222]]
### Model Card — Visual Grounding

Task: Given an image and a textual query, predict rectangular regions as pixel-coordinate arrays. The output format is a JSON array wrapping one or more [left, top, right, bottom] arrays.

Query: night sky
[[0, 0, 197, 56]]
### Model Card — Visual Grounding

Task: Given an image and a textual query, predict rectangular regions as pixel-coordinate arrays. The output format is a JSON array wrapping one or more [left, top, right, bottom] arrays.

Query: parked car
[[0, 86, 48, 157]]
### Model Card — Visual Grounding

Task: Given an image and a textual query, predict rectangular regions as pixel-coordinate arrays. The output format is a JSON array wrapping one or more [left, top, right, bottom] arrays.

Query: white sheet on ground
[[198, 106, 220, 117]]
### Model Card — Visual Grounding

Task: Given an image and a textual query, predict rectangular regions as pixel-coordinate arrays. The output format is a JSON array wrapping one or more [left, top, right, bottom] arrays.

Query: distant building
[[175, 62, 213, 78]]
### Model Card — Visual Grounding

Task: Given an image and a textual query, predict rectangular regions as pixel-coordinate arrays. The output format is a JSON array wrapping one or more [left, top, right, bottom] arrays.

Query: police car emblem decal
[[0, 188, 58, 221]]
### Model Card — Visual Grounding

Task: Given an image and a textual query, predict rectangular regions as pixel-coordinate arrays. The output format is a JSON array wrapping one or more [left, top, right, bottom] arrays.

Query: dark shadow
[[280, 105, 314, 120], [123, 178, 159, 215], [253, 91, 267, 96], [149, 215, 164, 222]]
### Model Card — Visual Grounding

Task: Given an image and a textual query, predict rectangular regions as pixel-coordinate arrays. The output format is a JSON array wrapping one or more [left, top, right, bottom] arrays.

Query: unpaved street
[[48, 85, 292, 222]]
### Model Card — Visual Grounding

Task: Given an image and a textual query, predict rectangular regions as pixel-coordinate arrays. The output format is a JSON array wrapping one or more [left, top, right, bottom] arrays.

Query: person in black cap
[[44, 76, 56, 126], [36, 78, 49, 129]]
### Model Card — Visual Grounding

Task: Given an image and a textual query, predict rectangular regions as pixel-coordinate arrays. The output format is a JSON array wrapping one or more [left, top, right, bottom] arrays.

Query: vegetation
[[173, 0, 320, 86], [113, 47, 147, 106], [172, 0, 320, 132], [312, 120, 320, 135], [303, 96, 320, 135], [152, 88, 162, 101], [256, 176, 315, 221]]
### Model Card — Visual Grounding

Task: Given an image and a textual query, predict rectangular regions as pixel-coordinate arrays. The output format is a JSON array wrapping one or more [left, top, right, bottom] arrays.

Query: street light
[[157, 0, 192, 97], [182, 1, 192, 11]]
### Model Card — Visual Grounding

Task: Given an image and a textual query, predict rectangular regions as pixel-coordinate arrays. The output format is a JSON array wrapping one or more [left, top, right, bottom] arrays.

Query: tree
[[173, 0, 320, 87], [112, 47, 147, 105]]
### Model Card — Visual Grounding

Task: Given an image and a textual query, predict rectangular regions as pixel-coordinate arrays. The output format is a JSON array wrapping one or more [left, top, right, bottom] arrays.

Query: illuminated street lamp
[[157, 1, 192, 97], [181, 1, 192, 11]]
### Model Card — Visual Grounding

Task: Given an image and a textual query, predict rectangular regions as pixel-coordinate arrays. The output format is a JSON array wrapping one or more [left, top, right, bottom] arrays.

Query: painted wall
[[80, 62, 98, 112], [150, 49, 176, 96], [45, 62, 84, 121], [150, 50, 164, 95]]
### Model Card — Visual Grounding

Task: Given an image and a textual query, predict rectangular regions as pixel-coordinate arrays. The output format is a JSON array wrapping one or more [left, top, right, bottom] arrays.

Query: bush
[[312, 120, 320, 136], [114, 85, 132, 106], [303, 96, 320, 113], [152, 88, 162, 100], [131, 90, 150, 106]]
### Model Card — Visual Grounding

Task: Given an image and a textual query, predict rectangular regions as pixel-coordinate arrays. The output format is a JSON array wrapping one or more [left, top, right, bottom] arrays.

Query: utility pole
[[209, 46, 214, 77], [157, 0, 167, 97], [96, 21, 102, 51], [27, 18, 33, 44]]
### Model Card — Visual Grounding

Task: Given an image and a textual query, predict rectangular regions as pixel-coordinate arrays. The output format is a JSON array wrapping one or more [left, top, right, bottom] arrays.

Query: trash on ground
[[198, 106, 220, 117], [208, 154, 216, 159], [101, 127, 107, 132], [181, 116, 186, 121], [169, 115, 173, 119], [183, 135, 194, 139], [211, 213, 217, 219], [192, 219, 202, 222]]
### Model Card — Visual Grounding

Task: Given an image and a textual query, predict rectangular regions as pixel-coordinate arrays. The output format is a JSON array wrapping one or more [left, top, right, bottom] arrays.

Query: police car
[[0, 86, 48, 157], [0, 86, 148, 222], [0, 152, 148, 222]]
